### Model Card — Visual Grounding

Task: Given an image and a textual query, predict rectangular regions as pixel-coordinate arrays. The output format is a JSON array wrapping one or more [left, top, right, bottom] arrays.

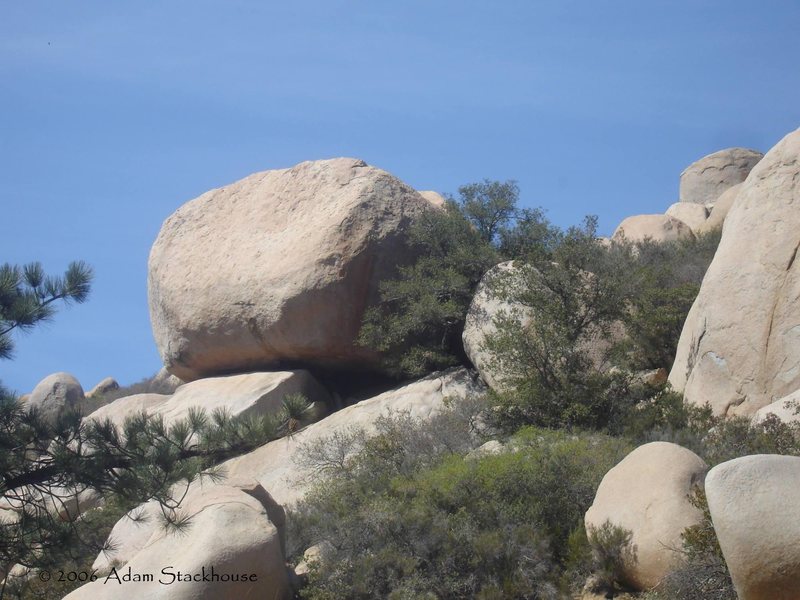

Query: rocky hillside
[[6, 127, 800, 600]]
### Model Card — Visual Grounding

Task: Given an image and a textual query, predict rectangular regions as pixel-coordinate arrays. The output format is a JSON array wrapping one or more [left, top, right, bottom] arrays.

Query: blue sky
[[2, 1, 799, 393]]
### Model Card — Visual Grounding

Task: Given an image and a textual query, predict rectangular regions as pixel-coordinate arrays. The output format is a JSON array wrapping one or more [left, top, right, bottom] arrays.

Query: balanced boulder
[[27, 372, 85, 424], [612, 214, 694, 244], [679, 147, 763, 205], [705, 454, 800, 600], [669, 128, 800, 416], [584, 442, 708, 590], [148, 158, 433, 381]]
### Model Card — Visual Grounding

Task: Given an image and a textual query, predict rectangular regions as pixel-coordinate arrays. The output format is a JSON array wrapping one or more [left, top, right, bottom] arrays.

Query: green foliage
[[0, 261, 93, 359], [289, 415, 631, 599]]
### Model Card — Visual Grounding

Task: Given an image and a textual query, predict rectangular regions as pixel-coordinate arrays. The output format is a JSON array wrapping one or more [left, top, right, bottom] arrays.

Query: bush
[[289, 418, 631, 599]]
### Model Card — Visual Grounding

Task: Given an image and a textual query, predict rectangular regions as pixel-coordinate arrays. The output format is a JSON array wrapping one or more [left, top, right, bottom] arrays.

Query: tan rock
[[679, 147, 763, 205], [85, 479, 290, 600], [696, 182, 742, 234], [85, 370, 329, 429], [669, 129, 800, 416], [148, 157, 433, 381], [223, 368, 484, 506], [612, 214, 695, 244], [665, 202, 708, 232], [27, 372, 84, 424], [152, 366, 183, 392], [86, 377, 119, 398], [418, 190, 447, 209], [752, 389, 800, 425], [584, 442, 707, 591], [705, 454, 800, 600]]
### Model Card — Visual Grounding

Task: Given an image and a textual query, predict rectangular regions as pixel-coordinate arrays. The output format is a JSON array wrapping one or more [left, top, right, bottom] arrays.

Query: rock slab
[[669, 128, 800, 416]]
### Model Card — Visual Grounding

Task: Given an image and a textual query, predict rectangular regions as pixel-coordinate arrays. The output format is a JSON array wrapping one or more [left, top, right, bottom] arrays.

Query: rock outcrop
[[612, 214, 695, 244], [669, 129, 800, 416], [664, 202, 708, 233], [222, 368, 483, 506], [27, 372, 85, 424], [752, 389, 800, 425], [705, 454, 800, 600], [148, 157, 433, 381], [74, 479, 290, 600], [697, 182, 742, 233], [679, 147, 763, 205], [584, 442, 708, 590], [85, 370, 330, 428], [85, 377, 119, 398]]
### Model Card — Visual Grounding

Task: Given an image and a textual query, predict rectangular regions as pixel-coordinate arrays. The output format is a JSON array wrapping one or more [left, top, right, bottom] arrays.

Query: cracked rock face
[[148, 158, 432, 381], [679, 147, 763, 205], [669, 129, 800, 416]]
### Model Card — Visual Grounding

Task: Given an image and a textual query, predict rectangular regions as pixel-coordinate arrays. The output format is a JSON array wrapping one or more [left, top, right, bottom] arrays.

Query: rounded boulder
[[148, 158, 432, 381], [679, 147, 763, 205]]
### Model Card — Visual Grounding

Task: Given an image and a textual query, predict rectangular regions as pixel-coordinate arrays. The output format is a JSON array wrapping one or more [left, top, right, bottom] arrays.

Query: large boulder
[[664, 202, 708, 233], [705, 455, 800, 600], [696, 182, 742, 234], [584, 442, 708, 591], [612, 214, 695, 244], [669, 129, 800, 416], [85, 370, 330, 428], [223, 368, 484, 506], [463, 262, 622, 392], [27, 372, 85, 424], [72, 479, 290, 600], [679, 147, 763, 205], [148, 157, 433, 381]]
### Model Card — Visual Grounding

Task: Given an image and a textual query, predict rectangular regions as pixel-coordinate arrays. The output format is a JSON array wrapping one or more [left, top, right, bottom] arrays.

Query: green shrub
[[289, 421, 631, 599]]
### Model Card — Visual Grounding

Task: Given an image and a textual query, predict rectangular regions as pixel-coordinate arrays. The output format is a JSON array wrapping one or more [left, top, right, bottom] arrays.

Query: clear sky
[[2, 1, 799, 394]]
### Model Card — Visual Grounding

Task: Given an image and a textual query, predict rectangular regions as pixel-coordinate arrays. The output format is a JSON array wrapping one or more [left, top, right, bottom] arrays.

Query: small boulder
[[752, 389, 800, 425], [86, 479, 290, 599], [612, 214, 695, 244], [705, 454, 800, 600], [27, 372, 85, 424], [696, 182, 742, 234], [679, 147, 763, 205], [664, 202, 708, 233], [418, 190, 447, 209], [584, 442, 708, 590], [85, 377, 119, 398]]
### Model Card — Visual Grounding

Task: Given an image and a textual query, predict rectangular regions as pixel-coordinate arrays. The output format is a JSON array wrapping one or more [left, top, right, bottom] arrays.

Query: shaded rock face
[[27, 372, 84, 424], [75, 479, 290, 600], [612, 214, 695, 244], [148, 158, 433, 381], [669, 129, 800, 416], [679, 147, 763, 205], [584, 442, 707, 591], [222, 368, 484, 506], [705, 455, 800, 600]]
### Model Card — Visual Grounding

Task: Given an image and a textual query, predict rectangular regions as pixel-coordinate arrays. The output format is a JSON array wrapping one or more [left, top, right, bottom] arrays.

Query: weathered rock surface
[[612, 214, 695, 244], [74, 479, 290, 600], [664, 202, 708, 232], [697, 182, 742, 233], [679, 147, 763, 205], [85, 370, 329, 428], [705, 454, 800, 600], [223, 368, 484, 506], [152, 366, 184, 392], [753, 389, 800, 425], [148, 157, 432, 381], [584, 442, 708, 591], [27, 372, 85, 424], [669, 129, 800, 416]]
